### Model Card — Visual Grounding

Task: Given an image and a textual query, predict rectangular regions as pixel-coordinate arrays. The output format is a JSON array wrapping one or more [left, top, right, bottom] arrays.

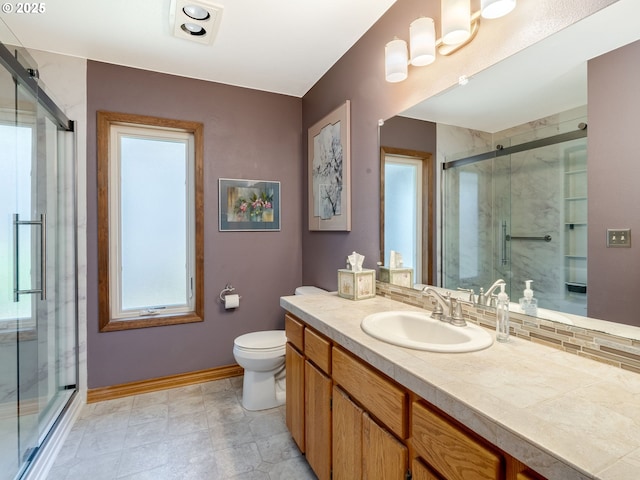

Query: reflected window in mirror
[[380, 146, 434, 286]]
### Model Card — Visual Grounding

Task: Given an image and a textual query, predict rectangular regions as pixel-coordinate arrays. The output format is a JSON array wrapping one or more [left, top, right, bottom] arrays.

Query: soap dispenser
[[496, 283, 510, 343], [519, 280, 538, 317]]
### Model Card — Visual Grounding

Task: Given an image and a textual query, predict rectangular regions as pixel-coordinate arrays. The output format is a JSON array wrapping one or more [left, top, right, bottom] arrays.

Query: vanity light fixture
[[385, 0, 516, 83], [170, 0, 223, 45]]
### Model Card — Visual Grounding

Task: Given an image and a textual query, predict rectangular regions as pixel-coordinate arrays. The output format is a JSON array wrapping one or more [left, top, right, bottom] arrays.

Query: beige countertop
[[280, 292, 640, 480]]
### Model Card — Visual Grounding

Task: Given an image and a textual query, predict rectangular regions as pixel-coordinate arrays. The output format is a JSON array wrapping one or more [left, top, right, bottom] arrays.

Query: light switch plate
[[607, 228, 631, 247]]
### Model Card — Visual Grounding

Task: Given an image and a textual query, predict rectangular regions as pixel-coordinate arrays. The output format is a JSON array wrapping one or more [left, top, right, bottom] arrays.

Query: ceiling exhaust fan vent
[[169, 0, 223, 45]]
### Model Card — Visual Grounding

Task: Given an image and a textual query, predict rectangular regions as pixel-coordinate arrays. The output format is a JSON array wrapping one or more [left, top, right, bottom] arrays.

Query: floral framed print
[[219, 178, 281, 231], [308, 100, 351, 231]]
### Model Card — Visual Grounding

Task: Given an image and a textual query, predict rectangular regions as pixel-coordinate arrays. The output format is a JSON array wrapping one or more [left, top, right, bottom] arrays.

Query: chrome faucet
[[423, 287, 468, 327], [477, 279, 506, 307]]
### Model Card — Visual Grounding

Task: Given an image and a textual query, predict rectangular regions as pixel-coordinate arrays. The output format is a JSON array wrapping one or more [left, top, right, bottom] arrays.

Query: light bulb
[[385, 38, 408, 83], [481, 0, 516, 19], [410, 17, 436, 67]]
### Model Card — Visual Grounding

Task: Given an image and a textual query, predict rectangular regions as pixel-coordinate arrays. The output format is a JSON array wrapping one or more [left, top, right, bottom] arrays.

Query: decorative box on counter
[[338, 268, 376, 300], [379, 267, 413, 288]]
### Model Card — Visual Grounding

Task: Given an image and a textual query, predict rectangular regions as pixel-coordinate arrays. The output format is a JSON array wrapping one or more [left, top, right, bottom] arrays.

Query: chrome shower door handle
[[13, 213, 47, 302], [501, 220, 508, 266]]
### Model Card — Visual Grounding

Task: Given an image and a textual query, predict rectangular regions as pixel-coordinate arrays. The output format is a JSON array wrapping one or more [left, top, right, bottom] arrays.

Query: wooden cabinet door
[[285, 343, 305, 452], [362, 412, 408, 480], [305, 361, 332, 480], [412, 458, 444, 480], [332, 386, 363, 480]]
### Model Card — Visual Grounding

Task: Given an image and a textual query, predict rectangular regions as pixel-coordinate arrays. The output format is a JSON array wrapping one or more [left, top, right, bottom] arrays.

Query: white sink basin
[[361, 311, 493, 353]]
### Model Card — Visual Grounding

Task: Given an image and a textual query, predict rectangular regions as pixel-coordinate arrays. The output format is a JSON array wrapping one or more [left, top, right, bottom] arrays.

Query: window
[[384, 155, 423, 284], [380, 146, 434, 285], [97, 111, 203, 331]]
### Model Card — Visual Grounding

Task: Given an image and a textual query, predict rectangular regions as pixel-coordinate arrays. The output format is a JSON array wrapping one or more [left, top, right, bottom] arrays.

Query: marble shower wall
[[439, 106, 588, 313], [438, 124, 494, 290]]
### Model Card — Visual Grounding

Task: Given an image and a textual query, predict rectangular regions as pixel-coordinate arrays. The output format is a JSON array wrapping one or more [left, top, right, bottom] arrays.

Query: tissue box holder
[[338, 268, 376, 300], [379, 267, 413, 288]]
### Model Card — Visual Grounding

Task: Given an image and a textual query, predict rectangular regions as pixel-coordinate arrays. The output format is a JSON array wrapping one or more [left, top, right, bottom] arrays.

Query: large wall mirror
[[379, 0, 640, 335]]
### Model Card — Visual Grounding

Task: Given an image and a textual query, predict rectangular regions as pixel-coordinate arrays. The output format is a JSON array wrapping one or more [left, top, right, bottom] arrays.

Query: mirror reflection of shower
[[442, 107, 588, 316]]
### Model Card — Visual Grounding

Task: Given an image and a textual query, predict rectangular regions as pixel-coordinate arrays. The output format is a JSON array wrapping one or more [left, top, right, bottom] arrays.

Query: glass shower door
[[443, 156, 511, 294], [0, 67, 43, 479], [0, 48, 77, 479], [442, 123, 587, 315], [0, 57, 22, 480]]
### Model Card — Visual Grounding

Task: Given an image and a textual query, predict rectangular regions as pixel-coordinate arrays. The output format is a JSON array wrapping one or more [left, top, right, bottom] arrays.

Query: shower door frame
[[442, 124, 588, 307]]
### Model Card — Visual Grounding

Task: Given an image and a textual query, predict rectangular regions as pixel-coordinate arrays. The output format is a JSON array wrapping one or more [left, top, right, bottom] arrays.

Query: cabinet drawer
[[412, 400, 503, 480], [332, 346, 407, 439], [304, 327, 331, 374], [285, 313, 304, 351]]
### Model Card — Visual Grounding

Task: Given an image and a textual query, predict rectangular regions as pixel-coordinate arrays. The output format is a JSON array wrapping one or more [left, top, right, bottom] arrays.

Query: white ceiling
[[401, 0, 640, 132], [0, 0, 397, 97], [3, 0, 639, 129]]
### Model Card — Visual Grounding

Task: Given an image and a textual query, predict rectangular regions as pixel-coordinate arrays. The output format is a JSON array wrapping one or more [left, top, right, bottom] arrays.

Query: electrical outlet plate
[[607, 228, 631, 247]]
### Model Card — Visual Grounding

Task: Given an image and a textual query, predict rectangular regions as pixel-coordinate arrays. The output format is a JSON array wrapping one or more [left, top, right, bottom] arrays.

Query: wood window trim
[[97, 111, 204, 332]]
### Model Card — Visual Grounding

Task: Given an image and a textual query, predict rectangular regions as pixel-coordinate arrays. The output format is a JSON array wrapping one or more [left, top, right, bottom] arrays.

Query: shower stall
[[0, 28, 78, 480], [442, 114, 588, 316]]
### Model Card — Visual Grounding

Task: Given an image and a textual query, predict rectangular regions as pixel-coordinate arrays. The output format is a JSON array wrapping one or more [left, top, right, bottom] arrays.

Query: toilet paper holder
[[219, 284, 242, 303]]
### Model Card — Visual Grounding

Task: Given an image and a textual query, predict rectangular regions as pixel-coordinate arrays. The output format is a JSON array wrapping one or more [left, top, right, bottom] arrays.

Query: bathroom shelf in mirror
[[563, 143, 587, 301]]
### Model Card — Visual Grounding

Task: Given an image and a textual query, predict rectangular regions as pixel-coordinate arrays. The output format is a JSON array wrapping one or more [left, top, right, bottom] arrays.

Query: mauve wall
[[86, 61, 302, 388], [379, 116, 436, 153], [587, 40, 640, 326], [300, 0, 617, 290]]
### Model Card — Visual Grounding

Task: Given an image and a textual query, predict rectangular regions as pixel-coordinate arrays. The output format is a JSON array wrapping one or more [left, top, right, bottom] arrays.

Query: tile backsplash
[[376, 282, 640, 374]]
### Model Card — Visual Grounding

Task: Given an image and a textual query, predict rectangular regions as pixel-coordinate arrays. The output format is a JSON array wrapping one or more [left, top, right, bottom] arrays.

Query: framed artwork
[[219, 178, 281, 231], [308, 100, 351, 231]]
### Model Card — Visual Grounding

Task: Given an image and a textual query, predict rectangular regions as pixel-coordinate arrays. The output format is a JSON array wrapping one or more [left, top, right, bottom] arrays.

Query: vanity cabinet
[[284, 313, 331, 480], [516, 470, 545, 480], [284, 312, 545, 480], [304, 324, 332, 480], [332, 386, 363, 479], [332, 348, 409, 479], [284, 314, 305, 451]]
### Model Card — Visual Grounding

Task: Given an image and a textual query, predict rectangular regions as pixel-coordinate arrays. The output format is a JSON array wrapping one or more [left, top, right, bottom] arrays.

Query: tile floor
[[47, 377, 317, 479]]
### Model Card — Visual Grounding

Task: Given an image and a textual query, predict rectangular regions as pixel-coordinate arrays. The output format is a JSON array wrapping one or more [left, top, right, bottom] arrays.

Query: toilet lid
[[234, 330, 286, 350]]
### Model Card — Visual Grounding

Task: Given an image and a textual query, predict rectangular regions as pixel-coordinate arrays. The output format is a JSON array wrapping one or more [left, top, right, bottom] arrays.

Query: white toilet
[[232, 285, 327, 411], [233, 330, 287, 411]]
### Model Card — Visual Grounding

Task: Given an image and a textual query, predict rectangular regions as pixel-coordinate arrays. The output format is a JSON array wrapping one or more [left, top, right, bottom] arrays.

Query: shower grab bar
[[506, 234, 552, 242], [13, 213, 47, 302]]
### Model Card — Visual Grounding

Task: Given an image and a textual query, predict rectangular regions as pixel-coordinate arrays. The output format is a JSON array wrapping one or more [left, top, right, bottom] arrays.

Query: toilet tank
[[295, 286, 327, 295]]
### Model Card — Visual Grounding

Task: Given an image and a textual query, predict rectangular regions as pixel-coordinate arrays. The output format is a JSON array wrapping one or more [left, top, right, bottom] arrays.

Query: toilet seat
[[234, 330, 286, 351]]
